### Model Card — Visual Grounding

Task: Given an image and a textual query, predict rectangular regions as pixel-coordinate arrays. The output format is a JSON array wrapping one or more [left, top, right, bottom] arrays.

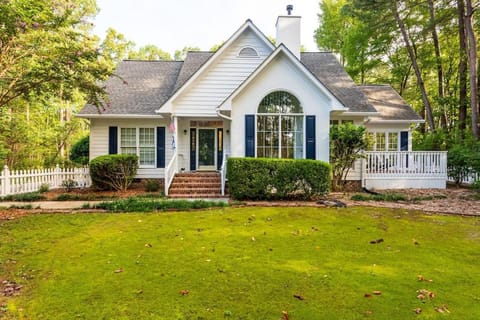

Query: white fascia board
[[173, 112, 219, 118], [367, 119, 425, 124], [218, 45, 346, 111], [155, 20, 275, 114], [75, 114, 164, 119]]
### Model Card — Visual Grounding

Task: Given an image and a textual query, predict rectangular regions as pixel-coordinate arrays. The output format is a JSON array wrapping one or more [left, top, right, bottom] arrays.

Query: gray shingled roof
[[172, 52, 214, 93], [359, 85, 423, 121], [79, 51, 416, 121], [78, 60, 183, 115], [300, 52, 377, 113]]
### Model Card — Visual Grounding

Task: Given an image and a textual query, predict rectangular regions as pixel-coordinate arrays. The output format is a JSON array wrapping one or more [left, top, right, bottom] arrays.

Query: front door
[[197, 129, 216, 170]]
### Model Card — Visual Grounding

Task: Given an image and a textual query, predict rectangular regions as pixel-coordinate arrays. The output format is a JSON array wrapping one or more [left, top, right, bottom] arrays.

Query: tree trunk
[[458, 0, 468, 135], [391, 0, 435, 131], [465, 0, 479, 138], [427, 0, 447, 129]]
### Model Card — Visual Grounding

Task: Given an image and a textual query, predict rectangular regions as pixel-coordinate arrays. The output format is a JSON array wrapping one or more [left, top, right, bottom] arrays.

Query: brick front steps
[[168, 171, 227, 198]]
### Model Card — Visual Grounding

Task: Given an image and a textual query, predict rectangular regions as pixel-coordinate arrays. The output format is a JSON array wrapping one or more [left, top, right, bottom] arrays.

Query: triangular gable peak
[[156, 20, 276, 116], [218, 44, 346, 112]]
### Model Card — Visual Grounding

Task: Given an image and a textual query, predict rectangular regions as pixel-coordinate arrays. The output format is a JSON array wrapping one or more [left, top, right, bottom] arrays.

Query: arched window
[[238, 47, 259, 57], [256, 91, 304, 159]]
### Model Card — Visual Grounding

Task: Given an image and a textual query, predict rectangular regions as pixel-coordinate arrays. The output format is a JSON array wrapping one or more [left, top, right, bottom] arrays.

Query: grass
[[0, 207, 479, 319], [93, 198, 228, 212]]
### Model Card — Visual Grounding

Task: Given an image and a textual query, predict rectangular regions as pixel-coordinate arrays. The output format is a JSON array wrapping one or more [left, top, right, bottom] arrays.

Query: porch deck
[[362, 151, 448, 189]]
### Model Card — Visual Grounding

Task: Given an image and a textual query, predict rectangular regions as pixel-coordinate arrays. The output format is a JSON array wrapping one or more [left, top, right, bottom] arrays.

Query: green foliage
[[61, 179, 78, 192], [174, 46, 200, 60], [447, 142, 480, 185], [351, 193, 408, 202], [144, 179, 161, 192], [38, 183, 50, 193], [94, 198, 227, 212], [0, 208, 479, 319], [128, 45, 171, 60], [330, 123, 368, 190], [89, 154, 139, 191], [0, 192, 45, 202], [227, 158, 331, 200], [69, 136, 89, 165]]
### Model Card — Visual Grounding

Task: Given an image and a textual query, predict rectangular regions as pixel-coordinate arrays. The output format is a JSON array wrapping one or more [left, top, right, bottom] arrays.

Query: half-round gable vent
[[238, 47, 259, 57]]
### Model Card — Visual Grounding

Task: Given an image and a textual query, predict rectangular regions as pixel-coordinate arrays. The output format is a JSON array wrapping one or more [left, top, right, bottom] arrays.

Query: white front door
[[197, 128, 216, 170]]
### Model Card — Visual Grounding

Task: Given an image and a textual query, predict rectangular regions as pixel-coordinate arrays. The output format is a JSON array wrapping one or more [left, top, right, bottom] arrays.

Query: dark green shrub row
[[70, 136, 89, 165], [94, 198, 228, 212], [227, 158, 331, 200], [89, 154, 138, 191], [0, 192, 46, 202], [351, 193, 407, 202]]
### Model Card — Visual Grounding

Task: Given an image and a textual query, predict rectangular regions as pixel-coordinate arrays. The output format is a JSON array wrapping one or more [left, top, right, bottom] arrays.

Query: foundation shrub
[[89, 154, 138, 191], [227, 158, 331, 200]]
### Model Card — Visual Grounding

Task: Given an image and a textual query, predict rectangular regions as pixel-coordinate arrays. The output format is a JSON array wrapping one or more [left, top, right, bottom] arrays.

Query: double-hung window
[[368, 132, 399, 151], [120, 128, 155, 167]]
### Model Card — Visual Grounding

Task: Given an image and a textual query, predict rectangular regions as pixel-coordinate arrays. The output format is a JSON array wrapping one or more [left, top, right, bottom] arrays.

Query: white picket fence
[[0, 165, 91, 197]]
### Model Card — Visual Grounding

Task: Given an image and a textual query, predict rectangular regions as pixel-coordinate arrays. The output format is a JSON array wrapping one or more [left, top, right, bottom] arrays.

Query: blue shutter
[[156, 127, 165, 168], [108, 126, 118, 154], [190, 128, 196, 171], [245, 115, 255, 157], [306, 116, 316, 159], [400, 131, 408, 151]]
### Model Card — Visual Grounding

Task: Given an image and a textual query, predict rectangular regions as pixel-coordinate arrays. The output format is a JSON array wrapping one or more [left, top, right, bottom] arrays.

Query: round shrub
[[89, 154, 138, 191], [70, 136, 90, 165]]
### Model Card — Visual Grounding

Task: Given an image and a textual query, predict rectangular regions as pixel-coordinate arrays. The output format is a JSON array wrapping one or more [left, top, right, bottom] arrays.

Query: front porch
[[362, 151, 448, 189]]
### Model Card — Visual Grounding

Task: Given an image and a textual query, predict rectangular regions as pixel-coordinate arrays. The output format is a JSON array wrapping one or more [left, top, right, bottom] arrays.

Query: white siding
[[173, 29, 272, 115], [89, 118, 171, 179], [230, 54, 335, 162]]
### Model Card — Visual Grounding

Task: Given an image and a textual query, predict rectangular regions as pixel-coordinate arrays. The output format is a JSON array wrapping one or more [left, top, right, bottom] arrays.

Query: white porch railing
[[220, 153, 230, 196], [363, 151, 448, 189], [164, 151, 178, 196], [0, 165, 91, 197]]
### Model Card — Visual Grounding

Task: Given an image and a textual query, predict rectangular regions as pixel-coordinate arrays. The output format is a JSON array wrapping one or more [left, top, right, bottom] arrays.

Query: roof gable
[[156, 20, 275, 114], [218, 45, 345, 111]]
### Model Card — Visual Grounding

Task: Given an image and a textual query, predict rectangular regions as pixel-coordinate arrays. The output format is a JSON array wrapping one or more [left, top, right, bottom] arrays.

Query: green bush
[[94, 198, 228, 212], [447, 141, 480, 186], [38, 183, 49, 193], [1, 192, 46, 202], [227, 158, 331, 200], [70, 136, 90, 165], [89, 154, 138, 191], [145, 179, 161, 192]]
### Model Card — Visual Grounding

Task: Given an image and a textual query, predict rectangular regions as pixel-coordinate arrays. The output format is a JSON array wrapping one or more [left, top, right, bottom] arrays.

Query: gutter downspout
[[216, 109, 232, 121]]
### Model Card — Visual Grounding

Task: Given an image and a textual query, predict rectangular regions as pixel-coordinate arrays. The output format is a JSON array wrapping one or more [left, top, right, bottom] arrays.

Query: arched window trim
[[237, 46, 259, 58], [255, 90, 305, 159], [257, 90, 304, 114]]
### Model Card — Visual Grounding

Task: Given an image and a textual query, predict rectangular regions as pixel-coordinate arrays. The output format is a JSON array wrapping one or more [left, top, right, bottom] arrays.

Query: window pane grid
[[120, 128, 155, 167]]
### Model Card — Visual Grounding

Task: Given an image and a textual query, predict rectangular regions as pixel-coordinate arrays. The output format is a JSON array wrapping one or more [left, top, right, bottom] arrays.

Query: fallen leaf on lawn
[[428, 291, 435, 298], [145, 243, 152, 248], [416, 293, 425, 300], [293, 294, 305, 300], [365, 310, 373, 315], [136, 290, 143, 294], [412, 239, 419, 245], [179, 290, 189, 295], [114, 268, 123, 273], [373, 290, 382, 295], [281, 310, 289, 320], [251, 236, 256, 241], [414, 308, 422, 314], [370, 238, 384, 244], [364, 293, 372, 298], [417, 275, 424, 281]]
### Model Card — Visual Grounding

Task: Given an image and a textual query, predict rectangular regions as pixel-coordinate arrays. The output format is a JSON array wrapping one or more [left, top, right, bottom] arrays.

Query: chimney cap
[[286, 4, 293, 15]]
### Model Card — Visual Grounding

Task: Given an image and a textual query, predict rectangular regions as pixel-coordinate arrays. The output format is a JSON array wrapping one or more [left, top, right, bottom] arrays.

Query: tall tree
[[128, 45, 171, 60], [391, 0, 435, 131], [458, 0, 468, 134], [464, 0, 479, 138]]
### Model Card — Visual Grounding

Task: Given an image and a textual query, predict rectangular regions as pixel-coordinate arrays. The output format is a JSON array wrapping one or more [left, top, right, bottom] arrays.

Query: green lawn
[[0, 207, 479, 319]]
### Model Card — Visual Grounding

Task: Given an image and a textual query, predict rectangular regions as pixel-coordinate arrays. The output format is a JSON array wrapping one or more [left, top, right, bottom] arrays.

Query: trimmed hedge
[[227, 158, 331, 200], [89, 154, 138, 191]]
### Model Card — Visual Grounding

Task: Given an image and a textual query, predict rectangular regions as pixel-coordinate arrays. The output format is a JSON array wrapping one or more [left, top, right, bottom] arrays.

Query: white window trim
[[255, 113, 304, 159], [119, 127, 156, 169], [368, 131, 401, 151]]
